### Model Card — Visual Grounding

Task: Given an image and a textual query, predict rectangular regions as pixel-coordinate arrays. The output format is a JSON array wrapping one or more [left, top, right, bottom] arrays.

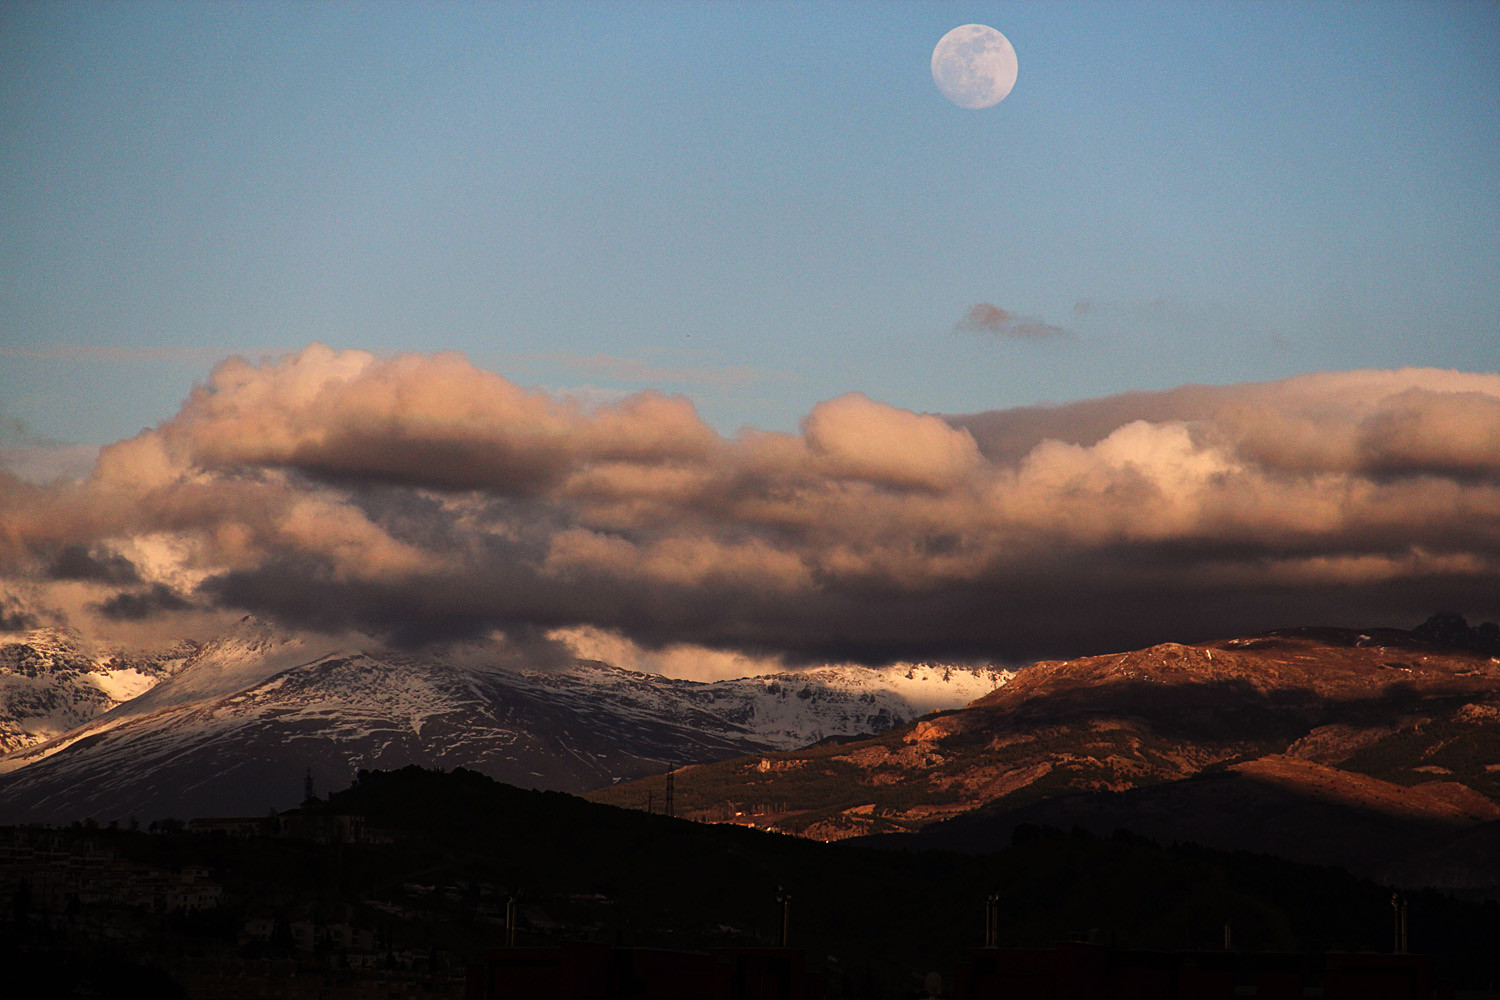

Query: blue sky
[[3, 0, 1498, 449], [3, 1, 1500, 661]]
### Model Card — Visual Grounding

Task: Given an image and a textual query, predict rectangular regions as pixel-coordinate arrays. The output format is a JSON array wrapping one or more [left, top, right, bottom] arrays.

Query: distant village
[[1, 818, 472, 999], [2, 825, 224, 914]]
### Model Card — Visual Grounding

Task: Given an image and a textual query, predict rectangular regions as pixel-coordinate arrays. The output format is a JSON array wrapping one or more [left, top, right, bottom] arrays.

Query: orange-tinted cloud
[[1, 346, 1496, 662]]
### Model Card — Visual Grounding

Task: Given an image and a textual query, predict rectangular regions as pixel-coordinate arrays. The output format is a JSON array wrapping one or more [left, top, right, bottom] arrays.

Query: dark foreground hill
[[6, 766, 1500, 998]]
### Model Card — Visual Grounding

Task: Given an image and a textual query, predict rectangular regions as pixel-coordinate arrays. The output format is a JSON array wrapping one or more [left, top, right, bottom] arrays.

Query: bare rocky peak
[[973, 627, 1500, 712], [1, 625, 97, 671]]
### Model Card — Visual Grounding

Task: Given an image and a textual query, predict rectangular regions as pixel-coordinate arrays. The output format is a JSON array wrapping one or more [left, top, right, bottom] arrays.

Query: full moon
[[931, 24, 1018, 110]]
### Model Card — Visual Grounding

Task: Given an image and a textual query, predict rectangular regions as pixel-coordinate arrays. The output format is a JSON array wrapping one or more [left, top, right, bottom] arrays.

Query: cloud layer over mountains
[[3, 345, 1498, 664]]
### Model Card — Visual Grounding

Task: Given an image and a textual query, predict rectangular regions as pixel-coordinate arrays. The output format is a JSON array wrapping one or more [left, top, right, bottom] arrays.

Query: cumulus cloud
[[956, 303, 1066, 339], [160, 346, 719, 494], [804, 393, 982, 491], [1, 345, 1497, 663]]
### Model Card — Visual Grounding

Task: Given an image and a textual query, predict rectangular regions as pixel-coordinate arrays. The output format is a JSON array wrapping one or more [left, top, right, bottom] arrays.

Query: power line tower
[[665, 770, 675, 819], [302, 767, 315, 805]]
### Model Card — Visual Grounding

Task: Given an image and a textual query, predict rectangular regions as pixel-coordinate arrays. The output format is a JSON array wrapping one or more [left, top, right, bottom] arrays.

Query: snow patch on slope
[[0, 618, 1017, 824], [0, 626, 191, 756]]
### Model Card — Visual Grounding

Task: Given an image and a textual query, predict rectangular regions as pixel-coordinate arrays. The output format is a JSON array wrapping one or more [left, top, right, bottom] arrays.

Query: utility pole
[[776, 887, 791, 948], [665, 770, 675, 819], [1391, 892, 1408, 953], [985, 893, 1000, 949]]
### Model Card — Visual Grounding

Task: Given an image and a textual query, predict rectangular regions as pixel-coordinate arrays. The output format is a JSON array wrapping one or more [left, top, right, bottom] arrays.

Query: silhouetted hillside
[[8, 766, 1500, 997], [317, 768, 1500, 987]]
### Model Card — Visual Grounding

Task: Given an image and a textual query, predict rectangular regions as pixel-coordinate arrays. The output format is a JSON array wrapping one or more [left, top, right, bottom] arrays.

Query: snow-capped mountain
[[0, 626, 194, 755], [0, 617, 1010, 825]]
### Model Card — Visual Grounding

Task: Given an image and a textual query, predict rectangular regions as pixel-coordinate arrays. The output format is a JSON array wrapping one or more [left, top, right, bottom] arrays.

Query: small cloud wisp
[[957, 303, 1066, 339]]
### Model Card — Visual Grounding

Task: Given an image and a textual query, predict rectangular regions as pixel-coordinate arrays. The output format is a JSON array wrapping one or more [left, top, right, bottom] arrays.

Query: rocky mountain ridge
[[0, 626, 196, 755], [0, 616, 1010, 825], [588, 621, 1500, 888]]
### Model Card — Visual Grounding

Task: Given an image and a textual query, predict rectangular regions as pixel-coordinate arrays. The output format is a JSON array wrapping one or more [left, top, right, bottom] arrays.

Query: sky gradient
[[2, 2, 1498, 671]]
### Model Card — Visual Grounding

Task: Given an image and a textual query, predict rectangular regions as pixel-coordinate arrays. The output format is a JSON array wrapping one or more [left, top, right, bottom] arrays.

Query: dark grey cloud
[[96, 584, 195, 622], [46, 545, 141, 584], [0, 596, 38, 632]]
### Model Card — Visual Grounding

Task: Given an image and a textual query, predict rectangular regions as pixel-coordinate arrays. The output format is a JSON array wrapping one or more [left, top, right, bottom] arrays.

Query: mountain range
[[0, 616, 1008, 825], [588, 618, 1500, 890], [8, 610, 1500, 895]]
